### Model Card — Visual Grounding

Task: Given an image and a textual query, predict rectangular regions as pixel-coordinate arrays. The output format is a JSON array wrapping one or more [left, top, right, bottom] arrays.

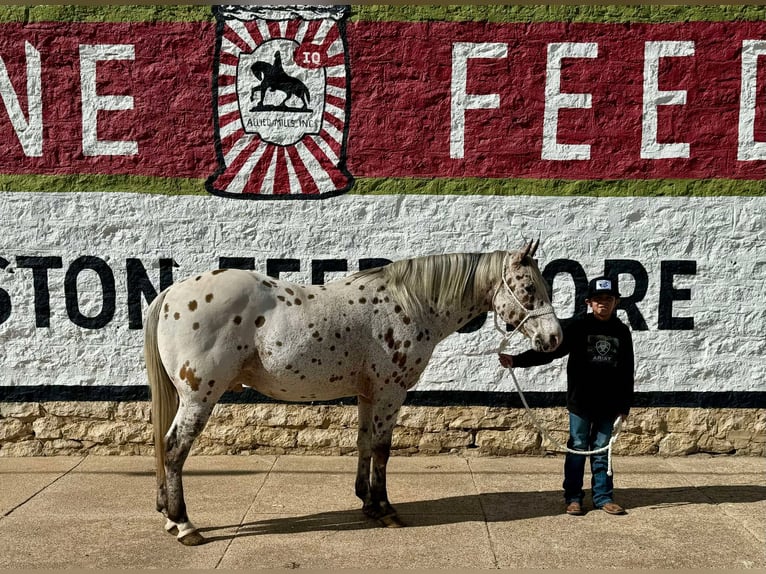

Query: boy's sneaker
[[565, 501, 585, 515]]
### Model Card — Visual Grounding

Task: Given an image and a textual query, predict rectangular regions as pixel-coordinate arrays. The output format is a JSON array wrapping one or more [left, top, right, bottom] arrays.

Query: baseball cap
[[587, 276, 621, 298]]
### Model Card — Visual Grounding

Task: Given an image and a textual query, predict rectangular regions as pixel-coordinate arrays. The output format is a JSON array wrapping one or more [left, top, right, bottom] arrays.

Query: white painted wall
[[0, 192, 763, 396]]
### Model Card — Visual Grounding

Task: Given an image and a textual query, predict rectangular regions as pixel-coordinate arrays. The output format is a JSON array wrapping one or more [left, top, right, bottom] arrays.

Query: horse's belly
[[236, 366, 360, 403]]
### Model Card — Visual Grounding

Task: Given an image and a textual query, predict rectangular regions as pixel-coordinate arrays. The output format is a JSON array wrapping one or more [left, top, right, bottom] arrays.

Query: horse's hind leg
[[164, 401, 214, 546]]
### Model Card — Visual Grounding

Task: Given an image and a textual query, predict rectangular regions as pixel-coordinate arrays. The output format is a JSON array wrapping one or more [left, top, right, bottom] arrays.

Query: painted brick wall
[[0, 5, 763, 455]]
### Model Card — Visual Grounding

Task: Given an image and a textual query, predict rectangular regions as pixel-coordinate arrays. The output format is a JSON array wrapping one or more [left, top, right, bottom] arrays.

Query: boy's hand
[[498, 354, 514, 368]]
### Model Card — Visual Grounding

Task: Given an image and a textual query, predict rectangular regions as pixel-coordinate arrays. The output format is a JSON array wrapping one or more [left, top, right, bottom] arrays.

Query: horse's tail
[[144, 289, 177, 489]]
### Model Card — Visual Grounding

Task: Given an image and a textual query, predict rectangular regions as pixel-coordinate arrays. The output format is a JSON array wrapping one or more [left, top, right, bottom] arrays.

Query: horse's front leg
[[355, 399, 372, 506], [363, 393, 405, 528], [368, 429, 404, 527]]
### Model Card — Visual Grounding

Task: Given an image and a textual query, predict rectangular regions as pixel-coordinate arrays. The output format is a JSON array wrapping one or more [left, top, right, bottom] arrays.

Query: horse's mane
[[352, 251, 509, 321]]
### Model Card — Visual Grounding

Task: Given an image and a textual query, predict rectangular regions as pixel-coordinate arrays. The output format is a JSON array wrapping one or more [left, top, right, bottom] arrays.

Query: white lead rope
[[492, 270, 622, 475]]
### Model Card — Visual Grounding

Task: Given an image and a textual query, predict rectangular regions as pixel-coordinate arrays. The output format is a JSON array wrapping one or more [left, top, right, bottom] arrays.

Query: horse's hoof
[[380, 513, 405, 528], [178, 531, 206, 546], [164, 518, 179, 536]]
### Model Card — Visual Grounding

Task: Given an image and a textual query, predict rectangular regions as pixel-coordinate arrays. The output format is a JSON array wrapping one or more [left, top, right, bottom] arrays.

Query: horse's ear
[[521, 239, 534, 259], [529, 238, 540, 258]]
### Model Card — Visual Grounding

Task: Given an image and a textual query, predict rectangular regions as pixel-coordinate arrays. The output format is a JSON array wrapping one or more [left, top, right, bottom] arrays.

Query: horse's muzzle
[[534, 333, 561, 352]]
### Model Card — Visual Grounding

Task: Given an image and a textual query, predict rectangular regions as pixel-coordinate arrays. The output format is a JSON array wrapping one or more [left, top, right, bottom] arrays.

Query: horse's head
[[251, 61, 271, 81], [492, 240, 563, 352]]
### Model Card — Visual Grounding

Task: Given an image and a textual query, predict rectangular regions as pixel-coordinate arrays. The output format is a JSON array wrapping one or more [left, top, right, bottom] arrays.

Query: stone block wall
[[1, 402, 763, 457]]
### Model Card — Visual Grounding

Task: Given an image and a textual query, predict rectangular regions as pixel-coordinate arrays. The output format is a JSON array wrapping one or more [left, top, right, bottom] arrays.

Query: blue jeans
[[563, 412, 615, 507]]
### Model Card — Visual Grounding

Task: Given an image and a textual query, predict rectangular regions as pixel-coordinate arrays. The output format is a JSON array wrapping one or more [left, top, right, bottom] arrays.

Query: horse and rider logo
[[249, 51, 311, 112], [236, 39, 325, 146], [207, 5, 353, 199]]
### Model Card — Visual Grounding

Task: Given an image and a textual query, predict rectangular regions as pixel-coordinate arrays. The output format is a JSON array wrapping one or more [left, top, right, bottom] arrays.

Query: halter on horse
[[144, 240, 562, 545]]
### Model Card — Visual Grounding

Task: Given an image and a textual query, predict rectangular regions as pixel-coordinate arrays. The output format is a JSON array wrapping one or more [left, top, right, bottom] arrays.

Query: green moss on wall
[[0, 174, 207, 195], [0, 5, 762, 24], [351, 177, 766, 197], [0, 5, 213, 23], [1, 174, 763, 197], [351, 5, 765, 23]]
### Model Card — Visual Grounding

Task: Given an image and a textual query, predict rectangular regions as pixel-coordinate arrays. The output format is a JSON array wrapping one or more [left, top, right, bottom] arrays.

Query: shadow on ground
[[197, 484, 766, 541]]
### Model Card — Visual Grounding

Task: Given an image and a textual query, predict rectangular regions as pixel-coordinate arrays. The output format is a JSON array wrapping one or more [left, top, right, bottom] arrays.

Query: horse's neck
[[422, 285, 494, 340]]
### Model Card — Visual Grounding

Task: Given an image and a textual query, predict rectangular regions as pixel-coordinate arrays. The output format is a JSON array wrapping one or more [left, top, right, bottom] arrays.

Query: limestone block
[[712, 411, 751, 436], [697, 434, 735, 454], [0, 418, 32, 441], [664, 408, 711, 434], [726, 430, 756, 449], [476, 429, 541, 455], [658, 433, 698, 455], [32, 416, 64, 439], [522, 408, 568, 430], [478, 410, 520, 429], [42, 439, 84, 455], [115, 401, 151, 421], [539, 431, 570, 453], [89, 444, 143, 455], [296, 428, 356, 449], [0, 440, 44, 456], [446, 411, 481, 430], [397, 407, 448, 432], [0, 402, 43, 421], [236, 404, 291, 427], [285, 406, 336, 429], [631, 408, 666, 434], [418, 430, 472, 453], [43, 401, 115, 419], [59, 420, 150, 444], [392, 427, 421, 450], [612, 432, 660, 455], [209, 403, 237, 422], [325, 406, 358, 428], [200, 423, 296, 449], [114, 422, 153, 444], [200, 423, 245, 444], [249, 427, 298, 449]]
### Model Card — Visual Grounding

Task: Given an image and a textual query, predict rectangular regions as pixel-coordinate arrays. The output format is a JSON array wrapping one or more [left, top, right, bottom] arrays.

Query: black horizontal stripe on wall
[[0, 386, 763, 409]]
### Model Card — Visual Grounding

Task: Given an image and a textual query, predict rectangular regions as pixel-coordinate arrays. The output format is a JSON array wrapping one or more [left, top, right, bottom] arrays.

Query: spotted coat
[[145, 244, 562, 544]]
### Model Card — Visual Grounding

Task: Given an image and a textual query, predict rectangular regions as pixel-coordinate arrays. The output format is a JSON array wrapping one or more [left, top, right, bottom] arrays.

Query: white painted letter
[[738, 40, 766, 161], [0, 42, 42, 157], [450, 42, 507, 159], [79, 44, 137, 156], [542, 42, 598, 161], [641, 41, 694, 159]]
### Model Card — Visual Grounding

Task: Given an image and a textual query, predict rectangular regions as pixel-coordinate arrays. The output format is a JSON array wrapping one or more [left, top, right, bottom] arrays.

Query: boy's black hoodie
[[513, 314, 634, 420]]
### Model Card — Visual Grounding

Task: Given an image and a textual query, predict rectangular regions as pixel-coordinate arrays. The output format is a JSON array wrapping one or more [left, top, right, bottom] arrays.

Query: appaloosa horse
[[144, 240, 561, 545]]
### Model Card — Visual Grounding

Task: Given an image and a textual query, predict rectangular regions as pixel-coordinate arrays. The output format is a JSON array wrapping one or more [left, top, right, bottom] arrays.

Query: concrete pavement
[[0, 454, 763, 569]]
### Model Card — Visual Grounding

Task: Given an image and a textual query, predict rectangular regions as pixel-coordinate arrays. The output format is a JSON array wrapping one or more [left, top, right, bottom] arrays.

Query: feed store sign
[[0, 6, 763, 412]]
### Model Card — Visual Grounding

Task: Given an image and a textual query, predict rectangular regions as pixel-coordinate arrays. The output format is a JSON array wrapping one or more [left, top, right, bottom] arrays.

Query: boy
[[499, 276, 634, 515]]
